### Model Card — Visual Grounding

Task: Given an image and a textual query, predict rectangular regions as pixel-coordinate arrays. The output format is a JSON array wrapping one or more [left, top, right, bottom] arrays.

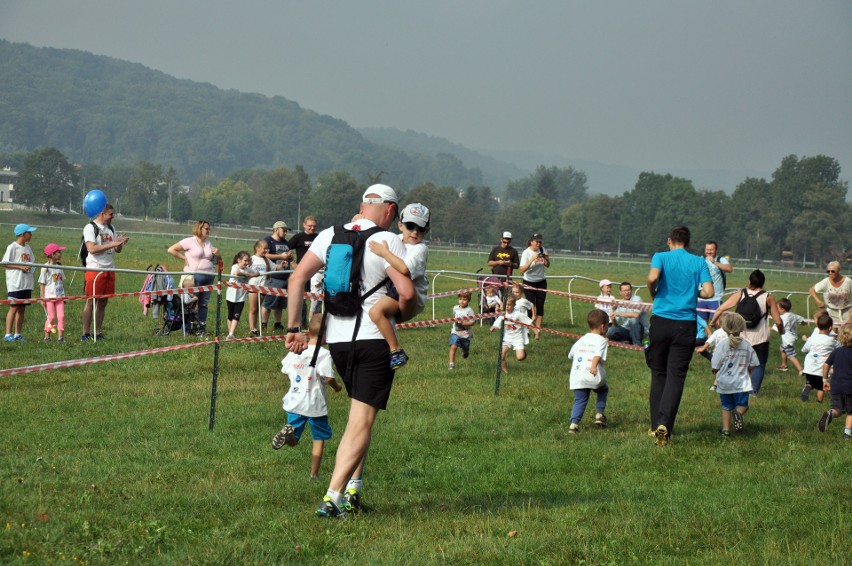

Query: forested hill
[[0, 39, 483, 188]]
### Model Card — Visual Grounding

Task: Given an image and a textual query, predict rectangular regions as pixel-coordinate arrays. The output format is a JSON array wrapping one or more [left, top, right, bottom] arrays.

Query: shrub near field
[[1, 219, 848, 564]]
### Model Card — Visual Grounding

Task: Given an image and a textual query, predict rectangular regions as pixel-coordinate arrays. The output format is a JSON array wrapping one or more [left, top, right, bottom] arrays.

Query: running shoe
[[389, 349, 409, 371], [719, 429, 731, 438], [818, 410, 833, 433], [342, 488, 362, 513], [316, 496, 347, 519], [732, 411, 744, 432], [448, 362, 455, 370], [800, 384, 812, 401], [775, 365, 788, 372], [594, 413, 608, 429], [3, 334, 14, 342], [249, 329, 260, 337], [81, 334, 92, 342], [271, 424, 295, 450], [655, 425, 669, 447], [462, 348, 470, 359], [14, 335, 25, 342], [568, 423, 580, 434]]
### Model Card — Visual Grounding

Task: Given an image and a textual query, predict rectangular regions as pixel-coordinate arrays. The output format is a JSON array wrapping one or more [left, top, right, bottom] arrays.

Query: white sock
[[845, 427, 852, 436], [325, 489, 343, 506], [346, 479, 363, 493]]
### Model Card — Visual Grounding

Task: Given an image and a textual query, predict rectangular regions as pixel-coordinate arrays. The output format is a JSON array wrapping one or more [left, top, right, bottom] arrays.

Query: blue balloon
[[83, 190, 107, 218]]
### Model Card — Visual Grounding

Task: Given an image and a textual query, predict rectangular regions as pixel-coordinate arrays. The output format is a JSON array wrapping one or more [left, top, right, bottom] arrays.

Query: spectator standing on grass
[[247, 239, 271, 337], [697, 240, 732, 322], [262, 221, 295, 333], [167, 220, 219, 335], [709, 269, 784, 397], [487, 231, 519, 279], [39, 243, 67, 342], [818, 322, 852, 440], [82, 205, 128, 341], [519, 233, 550, 337], [3, 223, 37, 342], [711, 313, 759, 437], [289, 216, 319, 328], [646, 225, 714, 446], [285, 184, 416, 519], [225, 251, 257, 340], [567, 308, 610, 433], [809, 261, 852, 325]]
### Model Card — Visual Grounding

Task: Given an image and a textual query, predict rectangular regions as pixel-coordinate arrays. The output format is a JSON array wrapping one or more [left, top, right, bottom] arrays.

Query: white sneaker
[[568, 423, 580, 434], [448, 362, 455, 370]]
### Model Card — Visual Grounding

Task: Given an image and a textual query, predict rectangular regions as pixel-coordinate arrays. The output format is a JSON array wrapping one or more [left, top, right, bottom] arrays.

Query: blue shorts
[[449, 334, 470, 352], [719, 392, 750, 412], [286, 412, 332, 442]]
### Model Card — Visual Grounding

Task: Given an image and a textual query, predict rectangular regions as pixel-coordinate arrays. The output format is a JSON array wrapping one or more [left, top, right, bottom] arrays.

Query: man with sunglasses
[[285, 184, 416, 519], [488, 231, 520, 279]]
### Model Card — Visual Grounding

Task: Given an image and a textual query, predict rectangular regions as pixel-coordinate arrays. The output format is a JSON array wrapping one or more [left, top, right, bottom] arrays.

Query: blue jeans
[[193, 273, 215, 325], [571, 385, 609, 424], [607, 317, 643, 345], [750, 342, 770, 394]]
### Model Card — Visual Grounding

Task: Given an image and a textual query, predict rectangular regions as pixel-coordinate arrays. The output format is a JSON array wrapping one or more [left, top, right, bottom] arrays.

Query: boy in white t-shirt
[[567, 309, 610, 432], [3, 223, 37, 342], [772, 297, 805, 373], [801, 313, 837, 402], [272, 314, 342, 479], [449, 291, 475, 370], [490, 296, 533, 374], [368, 203, 431, 371]]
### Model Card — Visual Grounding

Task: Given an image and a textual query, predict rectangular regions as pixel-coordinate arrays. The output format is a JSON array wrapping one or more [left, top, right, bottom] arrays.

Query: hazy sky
[[2, 1, 851, 176]]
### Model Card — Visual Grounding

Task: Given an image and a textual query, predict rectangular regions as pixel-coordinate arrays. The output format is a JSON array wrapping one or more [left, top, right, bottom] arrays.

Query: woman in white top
[[518, 233, 550, 336], [809, 261, 852, 325]]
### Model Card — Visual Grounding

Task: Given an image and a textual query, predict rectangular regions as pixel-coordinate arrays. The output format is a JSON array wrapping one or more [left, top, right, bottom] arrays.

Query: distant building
[[0, 167, 18, 208]]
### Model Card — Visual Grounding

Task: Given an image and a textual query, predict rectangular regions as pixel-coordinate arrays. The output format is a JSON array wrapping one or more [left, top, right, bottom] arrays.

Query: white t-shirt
[[83, 221, 117, 269], [3, 242, 35, 292], [568, 333, 608, 389], [802, 332, 838, 375], [38, 266, 66, 298], [613, 293, 645, 327], [492, 310, 532, 348], [512, 296, 534, 319], [402, 239, 428, 312], [594, 293, 615, 316], [812, 276, 852, 323], [705, 328, 728, 351], [452, 304, 475, 339], [307, 219, 405, 343], [248, 255, 269, 287], [520, 247, 547, 282], [225, 263, 256, 303], [775, 312, 804, 348], [711, 338, 759, 394], [280, 345, 335, 418]]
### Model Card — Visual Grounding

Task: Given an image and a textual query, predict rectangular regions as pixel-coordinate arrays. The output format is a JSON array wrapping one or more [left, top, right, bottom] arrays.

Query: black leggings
[[523, 279, 547, 317]]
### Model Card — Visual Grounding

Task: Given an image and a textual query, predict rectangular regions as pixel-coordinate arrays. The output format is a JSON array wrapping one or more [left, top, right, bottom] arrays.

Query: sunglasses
[[827, 270, 838, 274], [403, 221, 429, 233]]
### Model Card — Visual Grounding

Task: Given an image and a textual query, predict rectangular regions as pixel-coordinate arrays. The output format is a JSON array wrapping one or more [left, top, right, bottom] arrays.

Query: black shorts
[[804, 373, 824, 391], [227, 300, 245, 321], [830, 392, 852, 415], [329, 339, 394, 410], [8, 289, 32, 306]]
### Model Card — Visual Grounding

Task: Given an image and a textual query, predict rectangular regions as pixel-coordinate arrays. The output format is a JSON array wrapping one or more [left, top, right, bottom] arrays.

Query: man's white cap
[[502, 231, 512, 239], [400, 203, 431, 228], [362, 184, 399, 205]]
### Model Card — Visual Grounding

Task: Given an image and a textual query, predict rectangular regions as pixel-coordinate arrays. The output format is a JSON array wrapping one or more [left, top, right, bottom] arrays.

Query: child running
[[3, 224, 37, 342], [801, 313, 837, 402], [38, 243, 67, 342], [272, 314, 343, 479], [490, 296, 533, 373], [368, 202, 430, 370], [818, 322, 852, 440], [567, 308, 610, 433], [695, 312, 734, 390], [773, 297, 805, 373], [710, 313, 759, 437], [225, 251, 257, 339], [448, 291, 475, 370]]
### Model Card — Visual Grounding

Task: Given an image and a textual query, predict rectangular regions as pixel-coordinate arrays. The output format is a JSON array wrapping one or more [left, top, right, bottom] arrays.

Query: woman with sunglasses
[[809, 261, 852, 325], [167, 220, 219, 334], [518, 233, 550, 338]]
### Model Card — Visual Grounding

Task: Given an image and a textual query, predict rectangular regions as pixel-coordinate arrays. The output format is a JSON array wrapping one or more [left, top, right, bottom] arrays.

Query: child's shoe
[[448, 362, 455, 370], [226, 334, 236, 340], [271, 424, 295, 450], [14, 335, 25, 342], [719, 429, 731, 438], [732, 411, 744, 432], [818, 410, 833, 432], [709, 384, 717, 392], [43, 335, 50, 342], [462, 348, 470, 359], [800, 384, 812, 401], [249, 329, 260, 337], [775, 364, 788, 372], [594, 413, 608, 429], [568, 423, 580, 434], [844, 433, 852, 441], [3, 334, 13, 342], [56, 337, 64, 343], [389, 349, 409, 370], [316, 496, 347, 519]]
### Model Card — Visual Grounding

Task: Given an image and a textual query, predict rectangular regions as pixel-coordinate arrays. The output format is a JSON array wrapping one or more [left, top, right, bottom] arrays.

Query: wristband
[[286, 327, 301, 334]]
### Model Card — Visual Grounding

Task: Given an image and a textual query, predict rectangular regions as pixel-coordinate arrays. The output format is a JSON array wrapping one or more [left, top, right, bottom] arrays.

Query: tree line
[[9, 147, 848, 263]]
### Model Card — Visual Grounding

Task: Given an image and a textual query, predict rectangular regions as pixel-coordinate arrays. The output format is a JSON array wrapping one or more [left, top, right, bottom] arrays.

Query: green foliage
[[125, 161, 165, 216], [15, 147, 79, 213], [505, 164, 588, 209]]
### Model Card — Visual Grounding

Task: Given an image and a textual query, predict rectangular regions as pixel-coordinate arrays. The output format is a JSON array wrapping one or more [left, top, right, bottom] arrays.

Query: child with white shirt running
[[38, 243, 67, 342], [490, 296, 533, 373], [773, 298, 805, 373], [711, 313, 759, 436], [368, 203, 430, 371], [801, 313, 837, 402], [567, 308, 610, 432], [448, 291, 475, 370]]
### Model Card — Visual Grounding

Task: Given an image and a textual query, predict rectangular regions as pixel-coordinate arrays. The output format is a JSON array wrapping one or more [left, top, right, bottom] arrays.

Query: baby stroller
[[155, 297, 204, 336], [477, 273, 503, 325], [141, 264, 175, 322]]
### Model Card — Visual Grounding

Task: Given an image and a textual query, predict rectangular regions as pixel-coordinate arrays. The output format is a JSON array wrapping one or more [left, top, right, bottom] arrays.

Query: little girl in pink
[[39, 243, 67, 342]]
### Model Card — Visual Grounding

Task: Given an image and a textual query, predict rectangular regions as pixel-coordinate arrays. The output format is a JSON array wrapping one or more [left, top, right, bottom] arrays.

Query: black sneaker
[[818, 410, 833, 432], [95, 334, 106, 341], [249, 329, 260, 338], [732, 411, 744, 432], [800, 384, 812, 401], [342, 488, 362, 513], [720, 429, 731, 438], [273, 322, 285, 332], [81, 333, 93, 342], [316, 496, 346, 519], [462, 348, 470, 359], [272, 424, 295, 449], [390, 349, 409, 371]]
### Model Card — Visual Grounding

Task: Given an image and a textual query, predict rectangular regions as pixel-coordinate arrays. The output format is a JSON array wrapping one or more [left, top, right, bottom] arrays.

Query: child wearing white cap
[[3, 224, 37, 341], [368, 202, 431, 370], [39, 243, 67, 342]]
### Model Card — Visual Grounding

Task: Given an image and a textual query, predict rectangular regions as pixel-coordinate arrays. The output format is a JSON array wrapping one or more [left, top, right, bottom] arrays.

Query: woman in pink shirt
[[168, 220, 220, 332]]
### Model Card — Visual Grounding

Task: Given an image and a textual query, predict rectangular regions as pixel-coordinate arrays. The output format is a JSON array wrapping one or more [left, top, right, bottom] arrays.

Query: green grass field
[[1, 213, 849, 564]]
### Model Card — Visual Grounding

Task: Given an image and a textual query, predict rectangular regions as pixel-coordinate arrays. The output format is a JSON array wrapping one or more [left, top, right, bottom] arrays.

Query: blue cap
[[14, 224, 37, 237]]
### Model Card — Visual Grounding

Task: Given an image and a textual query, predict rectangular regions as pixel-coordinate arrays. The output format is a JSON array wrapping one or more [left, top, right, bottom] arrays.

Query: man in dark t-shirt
[[288, 216, 319, 327], [262, 220, 294, 332], [487, 231, 519, 278]]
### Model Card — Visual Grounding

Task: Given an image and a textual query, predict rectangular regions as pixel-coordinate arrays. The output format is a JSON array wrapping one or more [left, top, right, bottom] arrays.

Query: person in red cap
[[39, 243, 67, 342]]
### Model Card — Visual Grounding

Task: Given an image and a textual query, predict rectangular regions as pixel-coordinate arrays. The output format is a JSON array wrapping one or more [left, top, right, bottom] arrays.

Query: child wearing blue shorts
[[711, 313, 759, 437], [448, 291, 475, 370], [272, 314, 342, 479]]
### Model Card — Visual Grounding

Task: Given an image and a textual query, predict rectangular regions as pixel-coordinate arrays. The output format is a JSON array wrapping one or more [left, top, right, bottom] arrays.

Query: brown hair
[[817, 313, 834, 331], [192, 220, 210, 238], [587, 308, 609, 329]]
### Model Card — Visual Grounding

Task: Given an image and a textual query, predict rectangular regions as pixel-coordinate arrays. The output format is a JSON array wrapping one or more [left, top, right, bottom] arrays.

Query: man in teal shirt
[[646, 226, 714, 446]]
